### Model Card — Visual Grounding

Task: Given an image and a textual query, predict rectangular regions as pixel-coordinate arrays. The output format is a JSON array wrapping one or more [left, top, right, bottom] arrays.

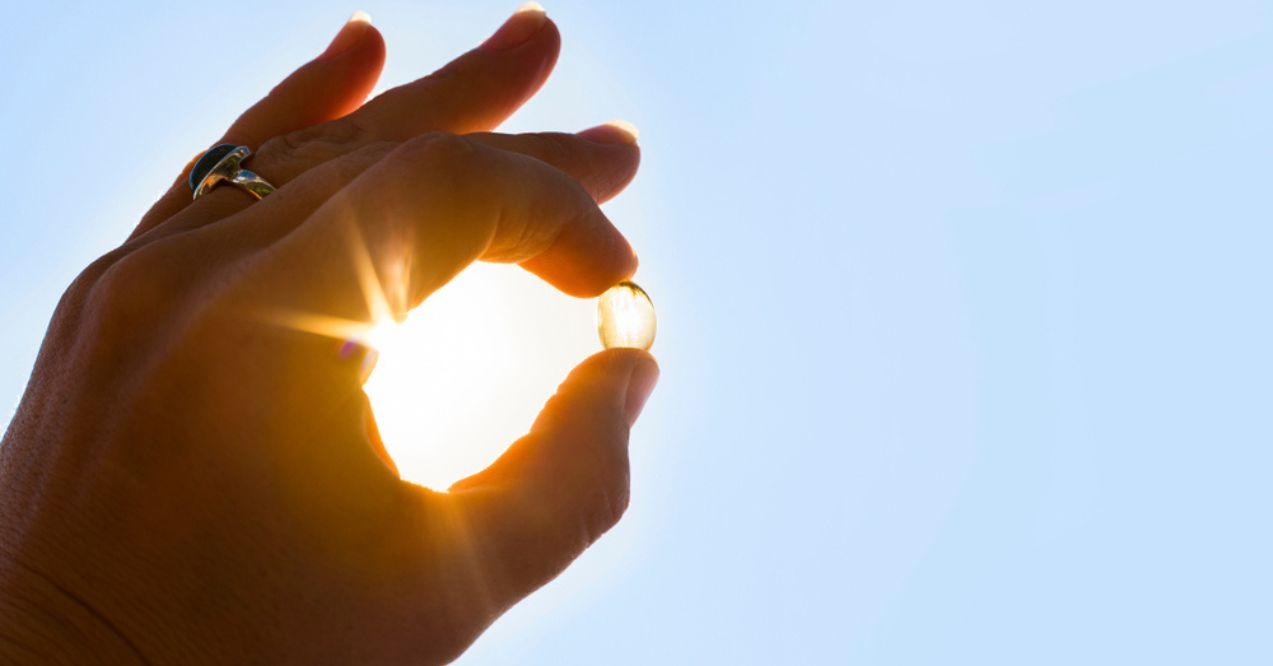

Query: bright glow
[[362, 264, 595, 490]]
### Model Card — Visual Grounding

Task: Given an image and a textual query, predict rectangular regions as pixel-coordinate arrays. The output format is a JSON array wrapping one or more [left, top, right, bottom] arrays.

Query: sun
[[360, 263, 596, 490]]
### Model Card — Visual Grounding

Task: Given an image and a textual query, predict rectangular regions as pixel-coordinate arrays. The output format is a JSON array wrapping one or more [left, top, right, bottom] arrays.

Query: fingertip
[[540, 17, 563, 56], [481, 3, 554, 51], [312, 14, 386, 116], [575, 124, 643, 200], [578, 121, 640, 147], [341, 19, 387, 71], [329, 24, 386, 114], [575, 346, 657, 376], [221, 14, 388, 149], [567, 348, 659, 402], [364, 23, 388, 65], [492, 16, 561, 97], [624, 352, 659, 427], [322, 11, 384, 61], [489, 14, 560, 84], [577, 124, 638, 147]]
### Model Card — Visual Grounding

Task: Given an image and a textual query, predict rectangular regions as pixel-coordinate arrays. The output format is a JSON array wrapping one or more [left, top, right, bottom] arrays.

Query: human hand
[[0, 7, 657, 664]]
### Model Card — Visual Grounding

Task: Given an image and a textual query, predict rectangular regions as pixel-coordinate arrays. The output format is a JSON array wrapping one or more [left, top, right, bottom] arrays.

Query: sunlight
[[361, 264, 596, 490]]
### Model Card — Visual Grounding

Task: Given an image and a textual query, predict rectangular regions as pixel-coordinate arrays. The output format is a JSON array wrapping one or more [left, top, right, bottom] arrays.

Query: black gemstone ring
[[188, 144, 276, 201]]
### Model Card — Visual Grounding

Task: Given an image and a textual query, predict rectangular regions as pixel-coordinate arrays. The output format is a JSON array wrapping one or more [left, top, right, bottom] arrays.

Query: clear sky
[[2, 1, 1272, 663]]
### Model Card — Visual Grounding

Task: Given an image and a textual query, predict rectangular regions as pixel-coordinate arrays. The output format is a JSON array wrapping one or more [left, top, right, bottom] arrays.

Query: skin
[[0, 9, 657, 664]]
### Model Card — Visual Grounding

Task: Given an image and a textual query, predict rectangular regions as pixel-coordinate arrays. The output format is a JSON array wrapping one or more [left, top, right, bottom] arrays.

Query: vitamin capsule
[[596, 281, 656, 350]]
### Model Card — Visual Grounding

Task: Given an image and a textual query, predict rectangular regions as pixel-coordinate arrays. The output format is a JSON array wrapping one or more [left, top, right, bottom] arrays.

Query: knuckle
[[63, 247, 130, 305], [403, 131, 479, 166], [289, 118, 367, 151], [535, 132, 580, 168], [77, 240, 239, 369], [313, 141, 398, 189], [257, 127, 311, 166], [73, 256, 175, 360], [87, 251, 170, 318], [257, 119, 370, 178], [48, 248, 135, 345], [391, 132, 487, 198], [355, 139, 398, 158], [258, 128, 301, 157], [355, 139, 400, 167]]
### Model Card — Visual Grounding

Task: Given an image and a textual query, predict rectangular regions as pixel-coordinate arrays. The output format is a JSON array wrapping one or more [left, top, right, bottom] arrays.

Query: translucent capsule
[[596, 281, 656, 350]]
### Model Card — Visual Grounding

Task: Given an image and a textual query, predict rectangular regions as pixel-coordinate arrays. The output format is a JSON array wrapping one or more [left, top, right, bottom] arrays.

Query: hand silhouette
[[0, 7, 657, 663]]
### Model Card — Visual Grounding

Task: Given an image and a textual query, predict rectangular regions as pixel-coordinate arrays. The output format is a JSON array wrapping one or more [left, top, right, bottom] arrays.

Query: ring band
[[188, 144, 276, 200]]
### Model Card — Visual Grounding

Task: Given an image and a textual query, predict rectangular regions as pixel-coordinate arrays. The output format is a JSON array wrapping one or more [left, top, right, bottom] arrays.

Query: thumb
[[442, 348, 658, 604]]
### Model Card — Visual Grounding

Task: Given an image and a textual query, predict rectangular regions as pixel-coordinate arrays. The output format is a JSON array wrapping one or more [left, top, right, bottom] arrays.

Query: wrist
[[0, 553, 146, 664]]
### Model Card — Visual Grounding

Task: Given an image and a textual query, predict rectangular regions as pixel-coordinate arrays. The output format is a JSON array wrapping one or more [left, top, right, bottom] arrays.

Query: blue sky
[[2, 1, 1272, 663]]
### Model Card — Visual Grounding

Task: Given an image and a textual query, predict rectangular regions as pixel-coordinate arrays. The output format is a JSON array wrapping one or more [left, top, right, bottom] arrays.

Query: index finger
[[255, 131, 636, 326]]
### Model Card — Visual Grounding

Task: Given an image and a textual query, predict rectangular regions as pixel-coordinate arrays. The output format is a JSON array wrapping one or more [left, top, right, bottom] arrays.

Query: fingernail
[[323, 10, 373, 58], [624, 355, 660, 428], [481, 3, 548, 51], [578, 120, 640, 146]]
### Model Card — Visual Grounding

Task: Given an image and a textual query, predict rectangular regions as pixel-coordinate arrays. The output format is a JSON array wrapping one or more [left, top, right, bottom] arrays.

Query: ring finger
[[145, 6, 564, 239]]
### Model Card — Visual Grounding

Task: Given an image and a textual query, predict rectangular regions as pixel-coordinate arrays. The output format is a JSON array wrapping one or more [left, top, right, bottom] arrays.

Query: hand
[[0, 8, 658, 664]]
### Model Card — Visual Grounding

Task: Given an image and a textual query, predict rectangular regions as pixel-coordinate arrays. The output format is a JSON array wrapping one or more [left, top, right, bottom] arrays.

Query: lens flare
[[361, 264, 595, 490], [254, 219, 603, 490]]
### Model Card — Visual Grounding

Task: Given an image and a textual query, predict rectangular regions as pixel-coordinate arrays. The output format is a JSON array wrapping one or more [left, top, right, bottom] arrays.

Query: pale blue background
[[2, 1, 1271, 663]]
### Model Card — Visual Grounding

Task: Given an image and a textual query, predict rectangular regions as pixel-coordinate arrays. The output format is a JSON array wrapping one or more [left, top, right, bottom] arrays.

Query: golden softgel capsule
[[597, 281, 656, 350]]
